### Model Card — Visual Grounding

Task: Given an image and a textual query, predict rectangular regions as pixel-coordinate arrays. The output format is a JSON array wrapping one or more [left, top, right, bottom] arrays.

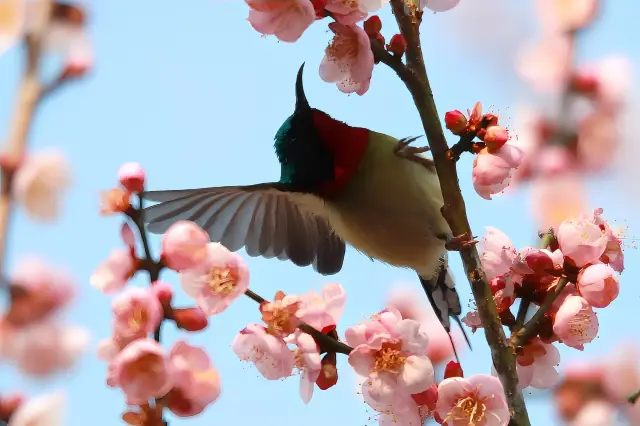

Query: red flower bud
[[173, 307, 209, 332], [525, 250, 555, 272], [570, 72, 599, 96], [316, 352, 338, 390], [311, 0, 328, 18], [411, 383, 438, 410], [387, 34, 407, 57], [444, 361, 464, 379], [444, 110, 468, 135], [364, 15, 382, 37]]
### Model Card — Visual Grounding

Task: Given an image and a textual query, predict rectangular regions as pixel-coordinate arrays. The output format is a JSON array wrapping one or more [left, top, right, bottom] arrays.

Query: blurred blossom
[[90, 248, 136, 294], [0, 0, 24, 55], [7, 391, 66, 426], [245, 0, 315, 43], [516, 35, 572, 93], [568, 400, 615, 426], [530, 173, 586, 231], [420, 0, 459, 12], [12, 150, 72, 222], [535, 0, 598, 33], [319, 22, 374, 96]]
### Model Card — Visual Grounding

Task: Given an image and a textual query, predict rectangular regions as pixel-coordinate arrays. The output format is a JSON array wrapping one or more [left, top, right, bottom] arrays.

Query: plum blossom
[[515, 35, 572, 93], [5, 257, 74, 327], [319, 22, 374, 96], [110, 339, 174, 405], [4, 322, 89, 377], [12, 150, 72, 222], [179, 242, 249, 316], [117, 162, 145, 193], [231, 323, 294, 380], [576, 263, 619, 308], [260, 291, 301, 338], [472, 144, 523, 200], [349, 319, 434, 408], [553, 295, 598, 350], [592, 208, 625, 272], [568, 400, 616, 426], [290, 332, 322, 404], [557, 216, 607, 267], [344, 307, 402, 347], [461, 311, 482, 333], [246, 0, 315, 43], [515, 338, 560, 390], [166, 341, 221, 417], [296, 282, 346, 333], [0, 0, 25, 56], [7, 391, 66, 426], [436, 375, 509, 426], [90, 248, 136, 294], [96, 331, 145, 363], [111, 287, 163, 338], [479, 227, 517, 280], [360, 376, 426, 425], [162, 221, 210, 271], [325, 0, 367, 25], [421, 0, 460, 12], [535, 0, 598, 33]]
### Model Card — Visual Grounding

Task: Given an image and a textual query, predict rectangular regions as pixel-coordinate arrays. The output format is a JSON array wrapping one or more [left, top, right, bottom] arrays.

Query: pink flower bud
[[445, 110, 468, 135], [161, 221, 210, 271], [576, 264, 619, 308], [489, 277, 507, 295], [152, 281, 173, 305], [173, 307, 209, 332], [483, 125, 509, 151], [118, 162, 146, 193]]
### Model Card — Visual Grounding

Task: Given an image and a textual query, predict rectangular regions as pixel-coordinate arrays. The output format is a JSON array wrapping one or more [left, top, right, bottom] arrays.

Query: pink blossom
[[553, 295, 598, 350], [479, 227, 517, 280], [436, 375, 509, 426], [8, 391, 66, 426], [246, 0, 315, 43], [118, 162, 145, 193], [344, 308, 403, 347], [290, 332, 322, 404], [592, 209, 625, 272], [584, 56, 632, 110], [536, 0, 598, 32], [167, 341, 221, 417], [472, 144, 523, 200], [4, 322, 89, 377], [602, 344, 640, 403], [530, 173, 587, 230], [319, 22, 374, 96], [296, 282, 346, 333], [515, 338, 560, 390], [515, 35, 572, 93], [111, 338, 173, 405], [90, 248, 136, 294], [179, 242, 249, 316], [325, 0, 367, 25], [231, 323, 294, 380], [5, 257, 74, 327], [96, 331, 145, 363], [420, 0, 460, 12], [260, 291, 301, 337], [461, 311, 482, 333], [162, 221, 211, 271], [576, 264, 619, 308], [349, 319, 434, 405], [569, 400, 616, 426], [12, 150, 72, 222], [535, 146, 573, 176], [111, 287, 163, 338], [120, 223, 136, 251], [577, 113, 619, 172], [557, 216, 607, 267], [360, 373, 425, 420]]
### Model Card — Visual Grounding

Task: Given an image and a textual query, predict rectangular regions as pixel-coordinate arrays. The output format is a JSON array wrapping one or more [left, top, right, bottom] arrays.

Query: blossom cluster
[[461, 208, 624, 391]]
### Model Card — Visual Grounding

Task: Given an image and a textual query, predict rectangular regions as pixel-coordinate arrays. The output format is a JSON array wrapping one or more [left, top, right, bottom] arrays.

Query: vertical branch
[[385, 1, 530, 424], [0, 0, 55, 275]]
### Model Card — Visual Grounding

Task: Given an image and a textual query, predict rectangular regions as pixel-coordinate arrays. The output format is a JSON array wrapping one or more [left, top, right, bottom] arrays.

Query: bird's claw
[[445, 232, 479, 251], [395, 137, 434, 168]]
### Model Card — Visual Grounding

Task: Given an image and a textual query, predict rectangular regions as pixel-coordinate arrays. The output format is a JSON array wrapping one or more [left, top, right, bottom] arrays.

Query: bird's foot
[[394, 136, 434, 168], [444, 232, 479, 251]]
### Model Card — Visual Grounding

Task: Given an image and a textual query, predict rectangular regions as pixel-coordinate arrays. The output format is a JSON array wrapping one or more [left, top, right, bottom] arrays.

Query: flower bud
[[118, 162, 146, 193], [316, 352, 338, 390], [100, 188, 131, 215], [444, 361, 464, 379], [411, 383, 438, 410], [387, 34, 407, 57], [173, 307, 209, 332], [483, 125, 509, 152], [364, 15, 382, 37], [444, 110, 468, 135], [152, 281, 173, 305]]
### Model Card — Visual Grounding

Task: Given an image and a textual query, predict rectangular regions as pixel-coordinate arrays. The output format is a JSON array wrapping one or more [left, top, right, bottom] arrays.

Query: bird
[[141, 63, 471, 357]]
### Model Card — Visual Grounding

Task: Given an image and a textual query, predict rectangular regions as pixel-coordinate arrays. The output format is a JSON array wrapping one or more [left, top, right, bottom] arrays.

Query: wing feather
[[142, 184, 346, 275]]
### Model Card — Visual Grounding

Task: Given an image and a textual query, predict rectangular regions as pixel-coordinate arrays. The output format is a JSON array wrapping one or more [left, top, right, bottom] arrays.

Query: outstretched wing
[[141, 183, 346, 275]]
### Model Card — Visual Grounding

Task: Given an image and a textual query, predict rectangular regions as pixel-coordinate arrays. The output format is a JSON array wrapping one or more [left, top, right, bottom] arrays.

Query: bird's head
[[274, 64, 369, 197]]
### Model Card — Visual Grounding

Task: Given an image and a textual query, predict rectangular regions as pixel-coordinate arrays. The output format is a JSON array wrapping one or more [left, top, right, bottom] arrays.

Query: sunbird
[[142, 64, 470, 354]]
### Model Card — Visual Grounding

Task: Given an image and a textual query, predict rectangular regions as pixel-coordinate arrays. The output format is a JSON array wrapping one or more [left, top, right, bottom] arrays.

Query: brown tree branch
[[0, 0, 56, 276], [380, 1, 530, 424]]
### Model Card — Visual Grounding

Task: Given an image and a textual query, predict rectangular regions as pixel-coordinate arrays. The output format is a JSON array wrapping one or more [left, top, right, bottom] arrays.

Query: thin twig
[[628, 389, 640, 405], [0, 0, 55, 276], [380, 1, 530, 424], [244, 289, 353, 355], [511, 277, 568, 349]]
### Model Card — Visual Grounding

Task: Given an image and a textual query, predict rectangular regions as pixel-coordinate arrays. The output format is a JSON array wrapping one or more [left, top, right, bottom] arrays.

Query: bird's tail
[[417, 254, 471, 364]]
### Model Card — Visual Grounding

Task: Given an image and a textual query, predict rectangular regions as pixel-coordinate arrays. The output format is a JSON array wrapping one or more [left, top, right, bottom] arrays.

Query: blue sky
[[1, 0, 639, 425]]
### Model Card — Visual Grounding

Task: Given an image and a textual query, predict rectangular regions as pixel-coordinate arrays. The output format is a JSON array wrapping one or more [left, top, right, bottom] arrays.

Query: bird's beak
[[295, 63, 311, 113]]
